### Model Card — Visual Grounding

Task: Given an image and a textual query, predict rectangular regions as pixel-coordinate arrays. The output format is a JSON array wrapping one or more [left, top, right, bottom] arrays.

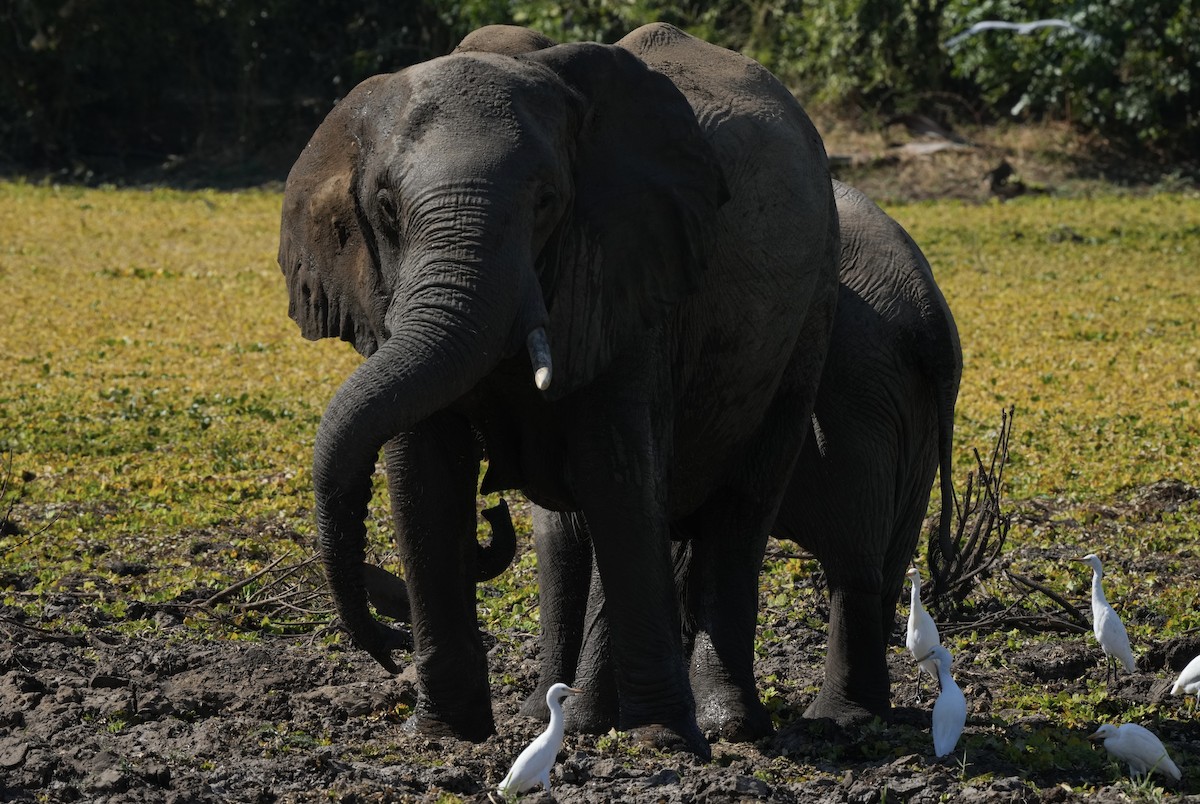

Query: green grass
[[2, 181, 1199, 791], [3, 181, 1198, 601], [894, 195, 1200, 500]]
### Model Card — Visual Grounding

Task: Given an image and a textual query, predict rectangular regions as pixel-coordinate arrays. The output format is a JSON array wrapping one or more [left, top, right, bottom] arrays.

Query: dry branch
[[190, 551, 335, 631], [928, 405, 1014, 618]]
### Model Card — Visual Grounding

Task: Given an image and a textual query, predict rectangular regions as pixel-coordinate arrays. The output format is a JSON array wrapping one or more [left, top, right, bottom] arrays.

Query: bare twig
[[928, 406, 1014, 617], [1006, 569, 1090, 630], [200, 551, 295, 608], [0, 615, 87, 645], [0, 448, 58, 557]]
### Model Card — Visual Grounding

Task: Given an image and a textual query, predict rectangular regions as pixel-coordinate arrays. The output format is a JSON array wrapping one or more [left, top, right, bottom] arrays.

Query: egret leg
[[914, 666, 924, 703]]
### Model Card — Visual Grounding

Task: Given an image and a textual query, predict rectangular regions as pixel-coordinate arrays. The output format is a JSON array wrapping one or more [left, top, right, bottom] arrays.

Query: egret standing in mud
[[1171, 653, 1200, 696], [1089, 723, 1181, 782], [918, 645, 966, 758], [1077, 554, 1135, 684], [498, 683, 582, 797], [906, 566, 942, 701], [1171, 653, 1200, 715]]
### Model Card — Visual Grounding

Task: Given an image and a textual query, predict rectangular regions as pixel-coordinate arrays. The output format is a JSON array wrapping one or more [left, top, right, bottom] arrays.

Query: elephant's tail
[[925, 353, 962, 603], [930, 387, 957, 580], [920, 283, 962, 603]]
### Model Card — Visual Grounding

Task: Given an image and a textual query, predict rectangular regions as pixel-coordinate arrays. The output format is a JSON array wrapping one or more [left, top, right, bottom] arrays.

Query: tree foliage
[[0, 0, 1195, 175]]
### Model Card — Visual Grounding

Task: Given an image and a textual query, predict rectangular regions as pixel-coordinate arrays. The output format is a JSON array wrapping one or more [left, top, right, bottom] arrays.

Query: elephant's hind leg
[[803, 576, 892, 724]]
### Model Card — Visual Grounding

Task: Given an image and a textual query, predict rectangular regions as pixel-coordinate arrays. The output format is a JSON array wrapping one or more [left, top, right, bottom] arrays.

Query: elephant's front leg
[[520, 507, 618, 729], [676, 503, 774, 742], [565, 383, 706, 757], [522, 506, 620, 731], [384, 412, 494, 741]]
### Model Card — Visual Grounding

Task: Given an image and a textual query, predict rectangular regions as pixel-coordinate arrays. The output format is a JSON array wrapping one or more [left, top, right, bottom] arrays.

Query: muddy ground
[[3, 481, 1200, 803]]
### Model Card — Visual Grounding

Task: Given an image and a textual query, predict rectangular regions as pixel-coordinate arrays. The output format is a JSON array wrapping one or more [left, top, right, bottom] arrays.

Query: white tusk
[[526, 327, 553, 391]]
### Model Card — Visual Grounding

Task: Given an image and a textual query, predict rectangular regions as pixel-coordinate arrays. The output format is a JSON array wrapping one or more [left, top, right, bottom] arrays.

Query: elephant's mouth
[[285, 257, 381, 358]]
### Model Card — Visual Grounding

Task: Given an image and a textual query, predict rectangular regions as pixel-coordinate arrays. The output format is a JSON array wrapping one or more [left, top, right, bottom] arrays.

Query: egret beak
[[1087, 729, 1104, 741], [917, 649, 936, 663], [567, 687, 584, 695]]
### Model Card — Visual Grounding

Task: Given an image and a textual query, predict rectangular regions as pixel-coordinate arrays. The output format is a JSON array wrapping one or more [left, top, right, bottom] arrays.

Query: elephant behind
[[525, 180, 962, 733], [279, 23, 839, 756], [774, 180, 962, 722]]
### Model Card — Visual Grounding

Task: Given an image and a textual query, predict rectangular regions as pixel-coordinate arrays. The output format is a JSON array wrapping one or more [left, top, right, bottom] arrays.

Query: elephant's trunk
[[313, 258, 542, 670]]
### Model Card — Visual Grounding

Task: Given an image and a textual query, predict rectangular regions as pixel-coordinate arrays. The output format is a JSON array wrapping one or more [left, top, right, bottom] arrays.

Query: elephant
[[522, 180, 962, 734], [277, 22, 839, 756]]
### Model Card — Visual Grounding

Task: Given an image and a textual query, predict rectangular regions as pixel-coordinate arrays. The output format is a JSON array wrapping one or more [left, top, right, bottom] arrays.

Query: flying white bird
[[1077, 553, 1136, 684], [1089, 723, 1182, 782], [1171, 653, 1200, 696], [497, 683, 582, 797], [918, 645, 966, 758], [944, 19, 1097, 49], [906, 566, 942, 701]]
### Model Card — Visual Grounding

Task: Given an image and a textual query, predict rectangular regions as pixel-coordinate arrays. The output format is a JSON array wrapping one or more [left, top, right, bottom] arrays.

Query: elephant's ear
[[279, 75, 390, 358], [522, 43, 727, 398]]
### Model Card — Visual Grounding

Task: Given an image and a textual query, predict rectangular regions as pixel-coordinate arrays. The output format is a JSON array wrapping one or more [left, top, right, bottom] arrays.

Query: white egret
[[1089, 723, 1181, 782], [1171, 653, 1200, 715], [906, 566, 941, 701], [497, 683, 582, 797], [1170, 653, 1200, 696], [918, 645, 966, 758], [1077, 554, 1136, 684], [944, 19, 1097, 49]]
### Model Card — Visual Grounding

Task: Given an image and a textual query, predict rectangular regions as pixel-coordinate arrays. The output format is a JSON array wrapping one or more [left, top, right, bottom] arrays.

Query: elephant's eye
[[535, 188, 558, 213], [376, 189, 400, 235], [333, 219, 350, 249]]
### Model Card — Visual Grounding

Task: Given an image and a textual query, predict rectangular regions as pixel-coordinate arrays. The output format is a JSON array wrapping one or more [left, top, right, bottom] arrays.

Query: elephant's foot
[[802, 685, 887, 727], [563, 688, 618, 734], [520, 681, 617, 733], [694, 687, 773, 742], [518, 684, 552, 721], [403, 700, 495, 743], [628, 721, 712, 760]]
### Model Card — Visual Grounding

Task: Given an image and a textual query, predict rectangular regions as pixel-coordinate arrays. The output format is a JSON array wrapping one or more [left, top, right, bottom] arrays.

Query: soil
[[3, 481, 1200, 803], [3, 124, 1198, 803]]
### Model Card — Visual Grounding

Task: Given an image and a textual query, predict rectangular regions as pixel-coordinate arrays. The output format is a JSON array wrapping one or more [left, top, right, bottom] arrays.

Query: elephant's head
[[279, 39, 726, 668]]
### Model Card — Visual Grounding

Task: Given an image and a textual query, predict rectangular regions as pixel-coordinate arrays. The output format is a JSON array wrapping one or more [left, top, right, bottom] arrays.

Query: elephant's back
[[833, 180, 963, 390], [617, 25, 840, 505], [618, 24, 824, 160]]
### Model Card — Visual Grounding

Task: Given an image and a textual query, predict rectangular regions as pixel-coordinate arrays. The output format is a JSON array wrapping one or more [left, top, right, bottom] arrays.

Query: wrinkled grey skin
[[278, 23, 838, 757], [525, 181, 962, 735]]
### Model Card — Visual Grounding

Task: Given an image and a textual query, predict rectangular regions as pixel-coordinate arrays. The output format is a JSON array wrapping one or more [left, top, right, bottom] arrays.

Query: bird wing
[[1117, 725, 1180, 780], [1096, 606, 1136, 670], [908, 611, 942, 678], [1171, 654, 1200, 694], [931, 677, 967, 757], [498, 731, 554, 794], [907, 609, 941, 653], [946, 17, 1097, 47], [1016, 19, 1074, 34]]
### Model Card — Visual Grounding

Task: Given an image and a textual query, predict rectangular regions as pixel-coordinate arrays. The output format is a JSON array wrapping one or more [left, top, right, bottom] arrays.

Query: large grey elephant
[[278, 23, 839, 756], [524, 180, 962, 734]]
